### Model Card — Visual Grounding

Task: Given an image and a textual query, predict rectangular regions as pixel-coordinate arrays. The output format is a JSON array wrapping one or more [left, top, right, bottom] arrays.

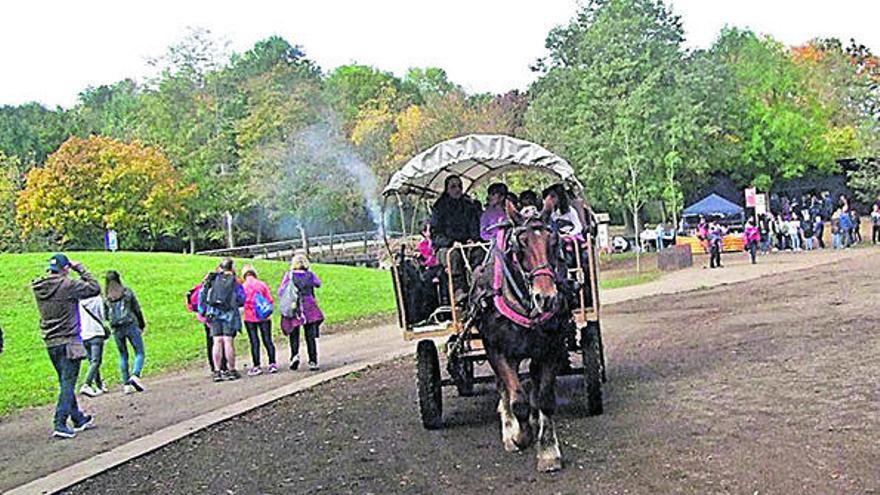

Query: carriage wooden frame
[[380, 134, 606, 428]]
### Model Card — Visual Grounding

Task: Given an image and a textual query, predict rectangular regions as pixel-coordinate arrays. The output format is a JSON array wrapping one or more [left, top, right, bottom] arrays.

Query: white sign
[[106, 230, 118, 252], [754, 194, 768, 215]]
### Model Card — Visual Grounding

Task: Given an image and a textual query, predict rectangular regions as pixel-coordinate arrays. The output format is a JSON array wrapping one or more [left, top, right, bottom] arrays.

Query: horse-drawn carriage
[[381, 134, 605, 472]]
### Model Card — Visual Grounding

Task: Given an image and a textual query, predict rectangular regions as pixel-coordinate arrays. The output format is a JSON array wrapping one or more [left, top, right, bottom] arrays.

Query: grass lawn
[[0, 251, 395, 415], [599, 269, 662, 290]]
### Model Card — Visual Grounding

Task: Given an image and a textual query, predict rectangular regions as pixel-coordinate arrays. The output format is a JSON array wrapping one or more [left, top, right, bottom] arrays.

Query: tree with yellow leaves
[[17, 136, 195, 249]]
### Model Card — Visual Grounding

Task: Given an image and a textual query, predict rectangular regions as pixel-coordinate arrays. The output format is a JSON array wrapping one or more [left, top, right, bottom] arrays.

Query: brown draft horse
[[468, 200, 568, 472]]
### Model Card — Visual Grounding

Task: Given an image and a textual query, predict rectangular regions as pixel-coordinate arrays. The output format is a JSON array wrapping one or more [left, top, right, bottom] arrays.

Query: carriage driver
[[430, 175, 482, 304]]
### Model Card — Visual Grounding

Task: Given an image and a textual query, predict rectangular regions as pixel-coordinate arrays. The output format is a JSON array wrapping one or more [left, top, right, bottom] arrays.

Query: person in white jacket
[[78, 295, 107, 397]]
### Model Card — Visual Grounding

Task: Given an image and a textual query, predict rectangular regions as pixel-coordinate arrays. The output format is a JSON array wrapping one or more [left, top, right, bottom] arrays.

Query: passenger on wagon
[[542, 184, 584, 240], [480, 182, 509, 241], [430, 175, 482, 304]]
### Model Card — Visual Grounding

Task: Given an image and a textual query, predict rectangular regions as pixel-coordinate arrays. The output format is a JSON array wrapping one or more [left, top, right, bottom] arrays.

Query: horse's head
[[505, 199, 560, 315]]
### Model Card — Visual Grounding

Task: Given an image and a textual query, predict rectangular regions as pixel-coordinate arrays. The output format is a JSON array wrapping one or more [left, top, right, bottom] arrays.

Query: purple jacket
[[279, 270, 324, 330], [480, 206, 507, 241]]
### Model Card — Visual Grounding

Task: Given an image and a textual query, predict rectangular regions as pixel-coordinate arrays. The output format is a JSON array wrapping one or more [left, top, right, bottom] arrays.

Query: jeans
[[205, 324, 227, 372], [47, 344, 86, 429], [82, 337, 104, 388], [789, 233, 801, 251], [289, 321, 320, 364], [245, 320, 276, 367], [760, 235, 771, 254], [113, 324, 145, 382], [833, 232, 841, 249], [747, 240, 757, 264], [804, 237, 814, 250]]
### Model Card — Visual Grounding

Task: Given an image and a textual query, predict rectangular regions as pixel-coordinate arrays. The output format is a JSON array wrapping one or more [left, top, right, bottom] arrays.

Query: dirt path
[[0, 248, 873, 493], [61, 251, 880, 494]]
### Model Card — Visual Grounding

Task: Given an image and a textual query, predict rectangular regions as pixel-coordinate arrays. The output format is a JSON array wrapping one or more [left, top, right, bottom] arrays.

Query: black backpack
[[204, 273, 236, 311], [108, 292, 135, 328]]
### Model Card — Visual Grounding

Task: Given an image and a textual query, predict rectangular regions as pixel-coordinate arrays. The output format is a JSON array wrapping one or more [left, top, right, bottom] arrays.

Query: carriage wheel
[[581, 321, 604, 416], [416, 340, 443, 429], [452, 358, 474, 397]]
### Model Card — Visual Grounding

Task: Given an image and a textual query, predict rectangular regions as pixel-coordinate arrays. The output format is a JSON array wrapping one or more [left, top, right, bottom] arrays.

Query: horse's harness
[[478, 216, 561, 329]]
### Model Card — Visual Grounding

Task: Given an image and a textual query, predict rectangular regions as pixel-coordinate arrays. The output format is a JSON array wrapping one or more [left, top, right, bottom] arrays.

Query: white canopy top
[[382, 134, 582, 197]]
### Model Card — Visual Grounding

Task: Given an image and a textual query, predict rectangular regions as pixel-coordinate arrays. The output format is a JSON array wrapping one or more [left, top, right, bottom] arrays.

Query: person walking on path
[[241, 264, 277, 376], [279, 254, 325, 371], [104, 271, 147, 394], [744, 219, 761, 264], [708, 223, 725, 268], [32, 253, 101, 439], [78, 294, 108, 397], [187, 274, 227, 374], [204, 259, 245, 382]]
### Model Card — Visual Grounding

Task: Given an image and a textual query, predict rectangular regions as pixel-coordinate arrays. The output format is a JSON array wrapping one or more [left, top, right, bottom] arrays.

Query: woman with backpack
[[241, 264, 277, 375], [104, 271, 147, 394], [204, 259, 246, 382], [78, 294, 108, 397], [187, 272, 227, 374], [278, 254, 324, 371]]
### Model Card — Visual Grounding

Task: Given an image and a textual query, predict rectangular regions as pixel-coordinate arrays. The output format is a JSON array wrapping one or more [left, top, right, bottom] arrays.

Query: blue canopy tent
[[682, 193, 745, 230]]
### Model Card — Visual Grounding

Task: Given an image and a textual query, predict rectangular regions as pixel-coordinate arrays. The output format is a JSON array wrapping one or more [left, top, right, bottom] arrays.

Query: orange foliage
[[16, 136, 195, 244]]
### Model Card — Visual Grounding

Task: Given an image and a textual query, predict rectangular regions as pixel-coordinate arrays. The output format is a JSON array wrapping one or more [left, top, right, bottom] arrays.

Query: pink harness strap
[[492, 229, 554, 328]]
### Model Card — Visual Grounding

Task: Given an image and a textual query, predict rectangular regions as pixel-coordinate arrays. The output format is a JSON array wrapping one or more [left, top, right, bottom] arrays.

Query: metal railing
[[196, 229, 403, 261]]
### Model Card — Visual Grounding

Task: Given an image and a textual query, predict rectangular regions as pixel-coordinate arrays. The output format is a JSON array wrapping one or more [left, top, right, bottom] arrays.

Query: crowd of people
[[30, 252, 325, 440], [694, 193, 878, 269]]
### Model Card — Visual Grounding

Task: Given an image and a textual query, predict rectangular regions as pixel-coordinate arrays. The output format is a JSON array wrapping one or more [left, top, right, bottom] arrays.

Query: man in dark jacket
[[32, 253, 101, 438], [430, 175, 482, 304]]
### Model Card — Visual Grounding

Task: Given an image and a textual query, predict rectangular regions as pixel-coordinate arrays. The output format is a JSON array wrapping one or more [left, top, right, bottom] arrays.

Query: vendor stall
[[677, 193, 746, 254]]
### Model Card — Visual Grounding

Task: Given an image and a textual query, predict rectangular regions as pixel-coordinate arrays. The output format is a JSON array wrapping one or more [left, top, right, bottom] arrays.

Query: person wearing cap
[[241, 264, 277, 376], [32, 254, 101, 439]]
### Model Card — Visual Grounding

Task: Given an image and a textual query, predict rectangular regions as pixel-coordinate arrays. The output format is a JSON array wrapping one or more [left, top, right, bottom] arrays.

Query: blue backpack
[[254, 292, 273, 321]]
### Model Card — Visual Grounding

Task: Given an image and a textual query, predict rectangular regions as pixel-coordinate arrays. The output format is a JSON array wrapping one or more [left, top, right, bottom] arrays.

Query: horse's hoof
[[537, 456, 562, 473], [503, 439, 521, 452]]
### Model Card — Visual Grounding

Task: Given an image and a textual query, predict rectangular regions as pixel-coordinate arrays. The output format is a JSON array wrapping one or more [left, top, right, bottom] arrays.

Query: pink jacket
[[744, 225, 761, 244], [242, 277, 274, 323]]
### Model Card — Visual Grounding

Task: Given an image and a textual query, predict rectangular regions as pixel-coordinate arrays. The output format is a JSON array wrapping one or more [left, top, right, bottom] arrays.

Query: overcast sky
[[1, 0, 877, 108]]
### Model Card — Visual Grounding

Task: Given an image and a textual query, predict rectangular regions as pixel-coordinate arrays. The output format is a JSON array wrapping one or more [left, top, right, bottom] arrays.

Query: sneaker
[[129, 375, 145, 392], [79, 384, 97, 397], [247, 367, 263, 377], [100, 384, 109, 394], [308, 362, 320, 371], [226, 370, 242, 381], [267, 364, 278, 374], [73, 415, 94, 432], [289, 357, 300, 371], [123, 384, 136, 395], [212, 371, 224, 382], [53, 425, 76, 439]]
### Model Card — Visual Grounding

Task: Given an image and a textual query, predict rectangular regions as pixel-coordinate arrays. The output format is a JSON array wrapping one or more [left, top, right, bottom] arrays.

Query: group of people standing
[[187, 254, 324, 383], [31, 254, 147, 438], [30, 250, 325, 439]]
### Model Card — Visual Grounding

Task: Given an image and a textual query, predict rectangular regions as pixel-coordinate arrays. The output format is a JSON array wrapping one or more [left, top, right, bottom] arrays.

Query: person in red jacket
[[241, 264, 277, 375]]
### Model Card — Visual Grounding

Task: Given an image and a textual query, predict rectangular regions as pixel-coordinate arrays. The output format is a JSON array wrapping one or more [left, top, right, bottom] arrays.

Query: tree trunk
[[225, 211, 234, 248], [632, 204, 641, 273]]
